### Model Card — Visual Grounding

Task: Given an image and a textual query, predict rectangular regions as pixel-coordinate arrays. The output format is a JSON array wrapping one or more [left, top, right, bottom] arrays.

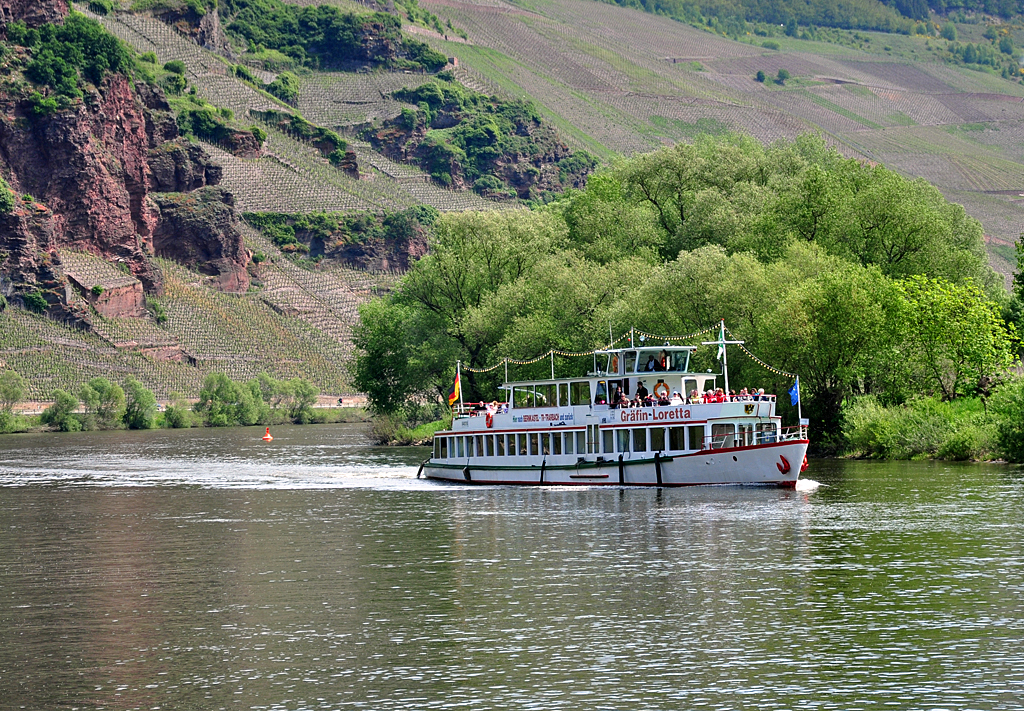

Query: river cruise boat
[[423, 325, 809, 487]]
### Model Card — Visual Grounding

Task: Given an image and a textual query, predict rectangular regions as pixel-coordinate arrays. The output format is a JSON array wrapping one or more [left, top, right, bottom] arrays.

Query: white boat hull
[[423, 439, 808, 487]]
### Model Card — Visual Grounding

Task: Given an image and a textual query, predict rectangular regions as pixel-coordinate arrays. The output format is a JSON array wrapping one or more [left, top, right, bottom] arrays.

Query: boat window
[[536, 383, 556, 408], [457, 437, 465, 458], [633, 428, 647, 452], [668, 426, 685, 451], [625, 350, 638, 374], [594, 381, 608, 405], [541, 433, 550, 455], [688, 425, 705, 451], [570, 381, 591, 406], [757, 422, 777, 444], [517, 433, 527, 456], [712, 423, 735, 449], [587, 426, 597, 454], [576, 431, 586, 455], [650, 427, 665, 452], [497, 434, 505, 456], [448, 437, 454, 458], [475, 436, 484, 457], [669, 351, 687, 372], [513, 386, 535, 409], [434, 438, 440, 458], [557, 383, 568, 407], [602, 429, 614, 454], [554, 432, 564, 455], [529, 433, 539, 456], [617, 429, 630, 453], [486, 435, 494, 456]]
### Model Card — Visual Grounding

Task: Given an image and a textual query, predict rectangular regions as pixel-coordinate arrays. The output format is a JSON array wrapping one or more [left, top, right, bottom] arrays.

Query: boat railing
[[700, 424, 807, 450], [453, 402, 508, 419]]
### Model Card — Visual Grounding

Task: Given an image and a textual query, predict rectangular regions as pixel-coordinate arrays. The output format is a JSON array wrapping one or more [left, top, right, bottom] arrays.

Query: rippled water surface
[[1, 424, 1023, 710]]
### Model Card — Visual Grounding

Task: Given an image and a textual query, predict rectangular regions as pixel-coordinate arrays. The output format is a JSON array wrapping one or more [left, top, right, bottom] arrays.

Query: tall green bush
[[990, 377, 1024, 462], [41, 390, 81, 432]]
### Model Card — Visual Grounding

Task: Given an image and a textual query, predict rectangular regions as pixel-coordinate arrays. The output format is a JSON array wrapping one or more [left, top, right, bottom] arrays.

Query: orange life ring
[[653, 382, 670, 399], [485, 412, 494, 428]]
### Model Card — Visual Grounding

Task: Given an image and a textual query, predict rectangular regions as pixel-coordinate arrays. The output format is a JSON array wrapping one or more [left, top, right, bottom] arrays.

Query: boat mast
[[702, 319, 744, 395], [457, 359, 464, 411]]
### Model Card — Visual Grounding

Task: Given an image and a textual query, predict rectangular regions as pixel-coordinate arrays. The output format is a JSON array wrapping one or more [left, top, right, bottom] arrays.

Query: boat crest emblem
[[744, 404, 754, 414]]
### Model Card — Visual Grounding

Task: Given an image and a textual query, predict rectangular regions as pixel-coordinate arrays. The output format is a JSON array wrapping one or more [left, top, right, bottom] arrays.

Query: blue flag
[[789, 378, 800, 406]]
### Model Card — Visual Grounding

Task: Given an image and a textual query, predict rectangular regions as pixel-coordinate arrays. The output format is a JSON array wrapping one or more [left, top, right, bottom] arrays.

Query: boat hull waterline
[[424, 439, 808, 487]]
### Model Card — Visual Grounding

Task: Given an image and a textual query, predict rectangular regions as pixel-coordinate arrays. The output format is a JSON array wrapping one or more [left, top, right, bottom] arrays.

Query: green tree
[[755, 69, 766, 82], [990, 376, 1024, 462], [194, 372, 260, 426], [758, 257, 897, 445], [941, 22, 958, 41], [352, 299, 417, 415], [897, 276, 1016, 400], [78, 377, 126, 428], [161, 391, 193, 428], [287, 378, 318, 423], [41, 390, 81, 432], [0, 370, 26, 412], [776, 68, 791, 84], [122, 376, 157, 430]]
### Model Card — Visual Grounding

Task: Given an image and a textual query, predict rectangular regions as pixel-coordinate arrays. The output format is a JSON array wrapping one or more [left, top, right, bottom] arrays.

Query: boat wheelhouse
[[423, 323, 809, 487]]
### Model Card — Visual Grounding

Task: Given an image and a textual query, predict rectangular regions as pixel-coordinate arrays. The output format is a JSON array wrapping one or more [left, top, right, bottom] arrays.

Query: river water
[[1, 423, 1022, 710]]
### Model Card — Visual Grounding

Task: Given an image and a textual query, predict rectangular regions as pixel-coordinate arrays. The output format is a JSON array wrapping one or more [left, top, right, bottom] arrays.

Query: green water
[[0, 424, 1021, 709]]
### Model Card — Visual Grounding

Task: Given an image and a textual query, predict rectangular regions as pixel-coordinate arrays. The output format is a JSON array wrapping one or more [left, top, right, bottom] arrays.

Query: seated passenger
[[715, 388, 727, 403], [738, 388, 749, 401], [754, 388, 765, 401], [670, 390, 684, 405], [688, 390, 700, 404], [615, 390, 629, 408], [729, 389, 737, 402], [644, 355, 658, 371]]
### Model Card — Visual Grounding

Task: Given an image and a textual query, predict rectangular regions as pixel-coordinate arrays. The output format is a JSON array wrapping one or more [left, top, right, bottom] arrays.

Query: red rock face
[[1, 75, 241, 319], [0, 0, 68, 28]]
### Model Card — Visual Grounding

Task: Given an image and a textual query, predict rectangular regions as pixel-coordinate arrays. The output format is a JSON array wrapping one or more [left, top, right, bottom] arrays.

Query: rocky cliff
[[0, 72, 251, 322], [0, 0, 68, 29]]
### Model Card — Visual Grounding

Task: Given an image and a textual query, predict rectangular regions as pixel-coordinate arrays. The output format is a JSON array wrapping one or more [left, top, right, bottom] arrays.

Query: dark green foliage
[[243, 206, 436, 251], [22, 291, 48, 313], [41, 390, 81, 432], [163, 73, 187, 94], [990, 377, 1024, 462], [123, 376, 157, 430], [218, 0, 448, 71], [776, 68, 791, 84], [0, 176, 15, 214], [88, 0, 114, 16], [12, 14, 134, 98], [161, 392, 193, 428], [194, 372, 260, 427], [163, 59, 186, 75], [266, 71, 299, 104], [250, 110, 346, 154], [352, 299, 416, 415], [377, 82, 590, 194], [79, 377, 126, 428], [755, 70, 766, 82], [941, 22, 957, 41], [999, 36, 1014, 55]]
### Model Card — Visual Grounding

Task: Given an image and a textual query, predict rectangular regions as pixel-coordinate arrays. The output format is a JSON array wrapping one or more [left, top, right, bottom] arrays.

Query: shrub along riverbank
[[0, 371, 367, 435]]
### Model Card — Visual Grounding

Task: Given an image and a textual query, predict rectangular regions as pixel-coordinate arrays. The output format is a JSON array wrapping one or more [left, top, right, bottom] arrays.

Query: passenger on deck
[[715, 388, 727, 403], [754, 388, 765, 401], [636, 380, 650, 401], [644, 355, 658, 371], [729, 389, 737, 402], [738, 388, 749, 401], [615, 390, 629, 409], [688, 390, 700, 404], [670, 390, 684, 405]]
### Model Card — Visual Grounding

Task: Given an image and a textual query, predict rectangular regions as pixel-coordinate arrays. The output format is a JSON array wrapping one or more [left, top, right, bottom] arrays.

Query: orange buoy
[[262, 427, 273, 442]]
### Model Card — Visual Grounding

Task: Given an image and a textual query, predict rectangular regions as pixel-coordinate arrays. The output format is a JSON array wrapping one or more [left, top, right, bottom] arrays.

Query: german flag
[[447, 371, 461, 407]]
